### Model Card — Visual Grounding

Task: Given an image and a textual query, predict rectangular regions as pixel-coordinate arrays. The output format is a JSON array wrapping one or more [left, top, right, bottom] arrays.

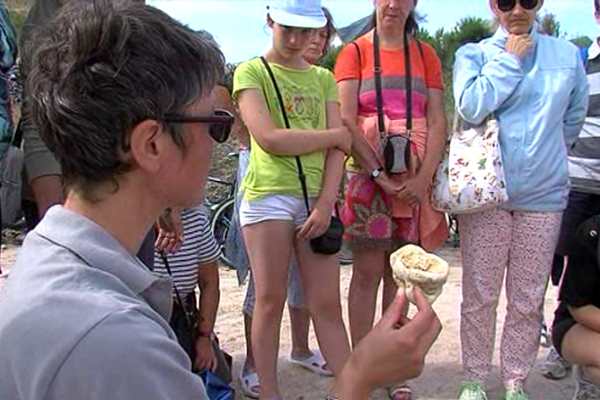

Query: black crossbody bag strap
[[259, 56, 311, 215], [160, 252, 193, 328], [404, 31, 413, 136], [373, 29, 386, 141], [373, 28, 416, 139]]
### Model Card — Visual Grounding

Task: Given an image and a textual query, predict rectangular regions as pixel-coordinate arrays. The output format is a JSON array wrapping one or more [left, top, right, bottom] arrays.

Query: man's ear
[[128, 119, 165, 174], [535, 0, 544, 12]]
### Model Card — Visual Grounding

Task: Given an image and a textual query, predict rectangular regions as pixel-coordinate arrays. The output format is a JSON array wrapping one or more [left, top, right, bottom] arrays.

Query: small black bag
[[382, 134, 411, 174], [170, 292, 198, 361], [259, 56, 344, 255], [309, 205, 344, 255]]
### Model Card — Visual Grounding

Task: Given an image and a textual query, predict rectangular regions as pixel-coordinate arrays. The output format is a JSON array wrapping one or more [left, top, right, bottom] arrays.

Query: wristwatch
[[370, 167, 384, 181]]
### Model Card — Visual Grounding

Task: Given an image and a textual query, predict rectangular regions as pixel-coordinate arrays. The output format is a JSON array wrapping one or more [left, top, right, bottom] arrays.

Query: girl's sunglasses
[[497, 0, 538, 12], [164, 109, 234, 143]]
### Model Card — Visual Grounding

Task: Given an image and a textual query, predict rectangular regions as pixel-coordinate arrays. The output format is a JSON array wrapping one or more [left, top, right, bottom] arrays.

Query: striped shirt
[[569, 39, 600, 194], [154, 207, 220, 296]]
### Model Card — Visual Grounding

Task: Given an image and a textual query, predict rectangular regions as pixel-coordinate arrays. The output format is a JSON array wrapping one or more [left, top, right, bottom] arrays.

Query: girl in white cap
[[232, 0, 352, 398]]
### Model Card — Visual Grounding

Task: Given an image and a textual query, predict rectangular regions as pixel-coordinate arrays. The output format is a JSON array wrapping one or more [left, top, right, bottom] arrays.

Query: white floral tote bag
[[431, 112, 508, 214]]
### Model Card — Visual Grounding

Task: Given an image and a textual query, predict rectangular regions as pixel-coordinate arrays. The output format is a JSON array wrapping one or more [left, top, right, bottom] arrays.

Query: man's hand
[[505, 34, 533, 60], [397, 175, 429, 206], [298, 200, 332, 240], [194, 336, 218, 373], [331, 288, 442, 399], [155, 208, 184, 254]]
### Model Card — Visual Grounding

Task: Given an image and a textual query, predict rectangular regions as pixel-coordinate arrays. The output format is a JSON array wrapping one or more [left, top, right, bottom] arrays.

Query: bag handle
[[259, 56, 311, 216], [373, 26, 420, 140]]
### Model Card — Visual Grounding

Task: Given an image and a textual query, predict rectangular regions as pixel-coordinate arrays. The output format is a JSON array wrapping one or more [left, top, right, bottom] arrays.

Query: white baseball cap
[[267, 0, 327, 29]]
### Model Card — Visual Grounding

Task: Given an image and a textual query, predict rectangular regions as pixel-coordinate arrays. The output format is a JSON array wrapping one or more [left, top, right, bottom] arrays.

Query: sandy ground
[[0, 242, 575, 400]]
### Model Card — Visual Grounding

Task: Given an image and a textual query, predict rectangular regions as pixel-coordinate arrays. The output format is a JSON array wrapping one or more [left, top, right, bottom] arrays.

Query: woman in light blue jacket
[[452, 1, 588, 399]]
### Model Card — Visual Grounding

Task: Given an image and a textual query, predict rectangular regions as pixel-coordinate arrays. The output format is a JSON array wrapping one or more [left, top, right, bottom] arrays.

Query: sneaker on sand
[[459, 382, 487, 400], [573, 366, 600, 400], [541, 346, 572, 380], [504, 389, 529, 400]]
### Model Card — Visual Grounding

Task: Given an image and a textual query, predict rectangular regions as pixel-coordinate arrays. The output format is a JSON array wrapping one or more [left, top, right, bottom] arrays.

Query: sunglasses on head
[[164, 109, 234, 143], [497, 0, 538, 12]]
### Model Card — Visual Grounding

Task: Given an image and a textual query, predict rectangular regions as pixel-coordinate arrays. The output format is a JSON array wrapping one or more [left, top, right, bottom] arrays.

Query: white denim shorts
[[239, 194, 314, 229]]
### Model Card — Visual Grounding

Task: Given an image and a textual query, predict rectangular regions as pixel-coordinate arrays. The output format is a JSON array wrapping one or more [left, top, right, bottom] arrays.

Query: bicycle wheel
[[209, 197, 235, 268]]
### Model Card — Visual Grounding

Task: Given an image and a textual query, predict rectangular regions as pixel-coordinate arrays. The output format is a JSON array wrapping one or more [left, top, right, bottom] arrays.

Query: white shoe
[[541, 346, 572, 380]]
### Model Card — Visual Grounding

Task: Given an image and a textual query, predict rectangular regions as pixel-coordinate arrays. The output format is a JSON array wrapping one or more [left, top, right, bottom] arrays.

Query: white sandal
[[238, 368, 260, 399], [289, 350, 333, 377]]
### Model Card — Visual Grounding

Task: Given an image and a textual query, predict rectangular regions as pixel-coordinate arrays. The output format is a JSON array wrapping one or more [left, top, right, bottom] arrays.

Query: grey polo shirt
[[0, 206, 208, 400]]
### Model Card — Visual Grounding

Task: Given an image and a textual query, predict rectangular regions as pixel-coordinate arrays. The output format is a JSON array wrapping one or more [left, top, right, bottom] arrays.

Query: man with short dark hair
[[0, 1, 441, 399]]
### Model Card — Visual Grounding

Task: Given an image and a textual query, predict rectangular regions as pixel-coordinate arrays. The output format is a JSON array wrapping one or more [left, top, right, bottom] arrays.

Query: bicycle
[[205, 152, 353, 267], [204, 154, 238, 269]]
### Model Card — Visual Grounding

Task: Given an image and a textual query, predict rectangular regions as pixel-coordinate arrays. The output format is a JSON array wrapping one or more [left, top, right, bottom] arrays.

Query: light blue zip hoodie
[[453, 25, 589, 212]]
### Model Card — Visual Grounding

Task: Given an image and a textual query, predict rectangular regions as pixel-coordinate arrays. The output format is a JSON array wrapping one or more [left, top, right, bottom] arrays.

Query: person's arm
[[194, 261, 220, 372], [453, 41, 525, 125], [193, 208, 222, 372], [338, 80, 401, 197], [563, 51, 589, 148], [397, 88, 447, 205], [196, 262, 220, 335], [236, 88, 350, 156], [329, 288, 442, 399], [298, 101, 346, 240]]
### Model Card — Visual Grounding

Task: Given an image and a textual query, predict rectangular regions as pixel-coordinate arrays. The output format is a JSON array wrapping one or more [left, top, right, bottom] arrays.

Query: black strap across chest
[[259, 56, 312, 214]]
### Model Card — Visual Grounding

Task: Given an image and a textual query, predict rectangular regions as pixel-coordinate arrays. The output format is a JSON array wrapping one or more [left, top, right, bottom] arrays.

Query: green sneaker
[[504, 389, 529, 400], [459, 382, 488, 400]]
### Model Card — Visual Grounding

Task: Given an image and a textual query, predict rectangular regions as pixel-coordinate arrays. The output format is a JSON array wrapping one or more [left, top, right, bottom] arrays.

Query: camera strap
[[259, 56, 312, 215], [373, 26, 423, 141]]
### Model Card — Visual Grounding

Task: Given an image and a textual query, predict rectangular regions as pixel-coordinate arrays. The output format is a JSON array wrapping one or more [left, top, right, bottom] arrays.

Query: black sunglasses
[[497, 0, 538, 12], [164, 109, 234, 143]]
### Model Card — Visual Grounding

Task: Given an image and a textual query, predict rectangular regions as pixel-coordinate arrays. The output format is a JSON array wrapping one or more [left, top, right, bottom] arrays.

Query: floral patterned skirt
[[340, 171, 420, 251]]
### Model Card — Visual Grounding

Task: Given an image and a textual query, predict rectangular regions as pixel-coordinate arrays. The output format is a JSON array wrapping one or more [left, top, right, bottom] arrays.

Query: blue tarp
[[338, 13, 373, 43]]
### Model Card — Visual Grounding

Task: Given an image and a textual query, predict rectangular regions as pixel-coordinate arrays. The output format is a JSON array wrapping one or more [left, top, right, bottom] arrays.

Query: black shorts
[[552, 317, 578, 358]]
